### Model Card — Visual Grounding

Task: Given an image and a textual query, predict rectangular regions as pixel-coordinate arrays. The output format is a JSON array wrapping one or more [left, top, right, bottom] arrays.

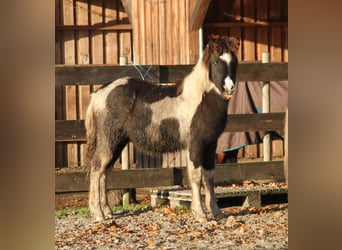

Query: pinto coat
[[86, 35, 240, 221]]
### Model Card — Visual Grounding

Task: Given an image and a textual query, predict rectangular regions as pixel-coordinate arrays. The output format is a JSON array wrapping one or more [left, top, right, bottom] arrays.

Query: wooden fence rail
[[56, 161, 284, 193], [55, 112, 285, 142], [55, 62, 288, 86]]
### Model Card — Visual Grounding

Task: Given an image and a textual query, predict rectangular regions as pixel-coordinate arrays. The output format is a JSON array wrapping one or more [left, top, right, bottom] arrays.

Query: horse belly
[[130, 116, 187, 155]]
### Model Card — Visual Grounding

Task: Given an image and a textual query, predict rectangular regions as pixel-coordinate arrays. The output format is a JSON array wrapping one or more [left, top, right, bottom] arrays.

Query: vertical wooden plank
[[78, 85, 91, 166], [144, 0, 153, 64], [138, 0, 146, 64], [242, 0, 255, 61], [229, 0, 242, 61], [90, 0, 104, 64], [283, 26, 288, 62], [245, 144, 258, 159], [75, 0, 90, 166], [172, 0, 180, 64], [129, 142, 135, 166], [272, 139, 284, 158], [65, 85, 78, 166], [104, 0, 118, 64], [258, 143, 263, 158], [256, 0, 269, 61], [76, 0, 90, 64], [184, 0, 190, 64], [178, 0, 186, 64], [132, 0, 140, 64], [269, 0, 282, 61], [188, 0, 200, 65], [119, 0, 132, 64], [237, 147, 244, 159], [216, 0, 229, 37], [150, 0, 159, 64], [61, 0, 76, 64], [165, 0, 173, 64], [281, 0, 288, 62], [62, 0, 77, 167], [158, 0, 166, 64], [189, 29, 199, 64]]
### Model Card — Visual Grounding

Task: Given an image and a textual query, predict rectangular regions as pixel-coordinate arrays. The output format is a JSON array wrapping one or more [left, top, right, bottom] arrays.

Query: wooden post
[[121, 145, 130, 207], [262, 52, 271, 161], [120, 57, 130, 207]]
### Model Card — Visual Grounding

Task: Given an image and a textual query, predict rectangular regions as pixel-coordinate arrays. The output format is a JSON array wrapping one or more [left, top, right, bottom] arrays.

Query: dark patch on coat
[[104, 78, 185, 156], [189, 90, 228, 170]]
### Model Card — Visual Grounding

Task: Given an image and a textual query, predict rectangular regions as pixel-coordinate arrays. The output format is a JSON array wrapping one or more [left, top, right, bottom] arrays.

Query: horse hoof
[[105, 214, 113, 219], [197, 217, 208, 223], [95, 215, 105, 221], [214, 213, 224, 219]]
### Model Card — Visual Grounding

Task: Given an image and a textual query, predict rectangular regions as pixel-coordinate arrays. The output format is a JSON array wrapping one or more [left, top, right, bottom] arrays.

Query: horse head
[[203, 35, 240, 96]]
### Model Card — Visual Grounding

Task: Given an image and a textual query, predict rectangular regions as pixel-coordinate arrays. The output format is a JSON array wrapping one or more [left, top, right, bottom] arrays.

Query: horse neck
[[181, 59, 211, 102]]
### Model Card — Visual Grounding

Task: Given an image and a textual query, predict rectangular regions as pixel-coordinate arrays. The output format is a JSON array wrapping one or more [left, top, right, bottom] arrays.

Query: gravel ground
[[55, 203, 288, 249]]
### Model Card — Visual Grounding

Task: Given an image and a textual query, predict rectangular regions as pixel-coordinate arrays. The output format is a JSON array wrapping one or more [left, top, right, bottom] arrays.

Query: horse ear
[[202, 44, 211, 69], [227, 37, 241, 55]]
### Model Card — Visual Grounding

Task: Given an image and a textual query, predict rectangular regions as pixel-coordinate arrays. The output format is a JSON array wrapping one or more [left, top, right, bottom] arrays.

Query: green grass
[[55, 203, 153, 219]]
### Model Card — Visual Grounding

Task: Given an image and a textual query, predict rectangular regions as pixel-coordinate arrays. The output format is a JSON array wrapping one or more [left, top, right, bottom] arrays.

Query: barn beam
[[190, 0, 211, 31], [120, 0, 132, 24]]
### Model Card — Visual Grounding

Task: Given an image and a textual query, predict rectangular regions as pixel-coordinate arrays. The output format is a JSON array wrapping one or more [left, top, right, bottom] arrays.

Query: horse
[[85, 35, 240, 222]]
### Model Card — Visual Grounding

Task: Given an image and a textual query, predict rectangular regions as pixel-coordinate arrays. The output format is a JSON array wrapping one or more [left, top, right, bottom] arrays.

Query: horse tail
[[85, 98, 97, 172]]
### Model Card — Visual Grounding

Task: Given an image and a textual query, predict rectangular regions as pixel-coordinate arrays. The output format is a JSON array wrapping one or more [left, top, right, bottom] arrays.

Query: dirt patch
[[55, 188, 151, 210], [55, 204, 288, 249]]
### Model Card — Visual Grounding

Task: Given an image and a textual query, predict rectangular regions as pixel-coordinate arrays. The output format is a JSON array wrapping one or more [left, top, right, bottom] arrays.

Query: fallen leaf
[[191, 230, 202, 238], [147, 240, 156, 247], [164, 207, 175, 214]]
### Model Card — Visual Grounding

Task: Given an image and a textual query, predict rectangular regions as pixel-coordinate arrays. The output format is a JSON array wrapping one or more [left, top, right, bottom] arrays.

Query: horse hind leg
[[99, 136, 129, 220], [99, 168, 113, 219], [89, 149, 114, 221]]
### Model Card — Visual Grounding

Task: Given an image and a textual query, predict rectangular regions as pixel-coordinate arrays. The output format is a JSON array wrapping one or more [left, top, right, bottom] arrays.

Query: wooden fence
[[55, 62, 287, 193]]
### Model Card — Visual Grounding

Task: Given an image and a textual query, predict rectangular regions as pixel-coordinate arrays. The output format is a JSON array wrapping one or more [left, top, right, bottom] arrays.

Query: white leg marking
[[100, 171, 113, 219], [89, 168, 105, 221], [187, 153, 207, 221], [202, 170, 222, 218]]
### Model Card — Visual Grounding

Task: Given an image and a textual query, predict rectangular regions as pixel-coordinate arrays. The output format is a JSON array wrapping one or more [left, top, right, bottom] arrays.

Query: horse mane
[[171, 35, 241, 96]]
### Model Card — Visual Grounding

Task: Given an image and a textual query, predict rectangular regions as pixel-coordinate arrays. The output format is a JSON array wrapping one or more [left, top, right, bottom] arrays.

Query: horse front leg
[[202, 169, 222, 218], [187, 152, 207, 222]]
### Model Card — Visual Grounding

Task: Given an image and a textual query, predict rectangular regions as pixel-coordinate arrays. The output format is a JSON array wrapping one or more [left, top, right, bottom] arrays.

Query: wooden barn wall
[[55, 0, 133, 167], [131, 0, 199, 65], [203, 0, 288, 62], [55, 0, 133, 65]]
